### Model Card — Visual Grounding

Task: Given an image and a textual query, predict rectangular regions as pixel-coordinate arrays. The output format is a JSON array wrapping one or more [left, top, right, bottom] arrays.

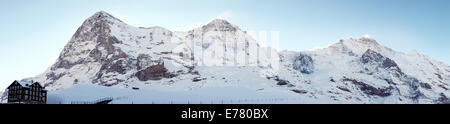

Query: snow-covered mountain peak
[[92, 11, 111, 17], [89, 11, 123, 22], [206, 19, 233, 26], [359, 35, 379, 45], [343, 36, 380, 46], [201, 19, 241, 32], [325, 35, 392, 56], [79, 11, 127, 31]]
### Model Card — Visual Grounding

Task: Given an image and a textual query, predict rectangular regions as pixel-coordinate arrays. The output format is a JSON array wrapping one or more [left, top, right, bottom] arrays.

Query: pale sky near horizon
[[0, 0, 449, 90]]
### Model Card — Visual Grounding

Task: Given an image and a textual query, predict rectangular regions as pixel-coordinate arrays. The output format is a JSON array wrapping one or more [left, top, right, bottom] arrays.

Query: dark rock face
[[135, 64, 169, 81], [52, 12, 119, 70], [192, 77, 206, 82], [435, 73, 443, 80], [274, 77, 290, 86], [420, 83, 432, 89], [267, 76, 293, 87], [437, 93, 450, 104], [361, 49, 404, 79], [137, 54, 152, 70], [46, 72, 67, 81], [292, 89, 308, 94], [360, 49, 431, 102], [342, 77, 392, 97], [104, 60, 128, 74], [361, 49, 401, 71], [86, 17, 130, 83], [439, 85, 448, 90], [293, 53, 314, 74], [337, 86, 351, 93], [277, 80, 289, 86], [44, 72, 68, 87], [45, 12, 131, 86], [361, 50, 383, 64], [381, 58, 398, 69], [404, 77, 422, 103]]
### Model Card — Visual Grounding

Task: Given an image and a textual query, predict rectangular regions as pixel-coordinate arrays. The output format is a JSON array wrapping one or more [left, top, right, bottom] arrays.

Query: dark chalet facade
[[7, 80, 47, 104]]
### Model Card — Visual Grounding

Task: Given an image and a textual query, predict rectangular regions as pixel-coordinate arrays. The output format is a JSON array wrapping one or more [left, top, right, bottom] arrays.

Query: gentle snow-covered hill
[[1, 11, 448, 104]]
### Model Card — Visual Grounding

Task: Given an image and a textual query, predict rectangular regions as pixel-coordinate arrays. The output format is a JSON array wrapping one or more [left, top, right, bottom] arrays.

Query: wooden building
[[7, 80, 47, 104]]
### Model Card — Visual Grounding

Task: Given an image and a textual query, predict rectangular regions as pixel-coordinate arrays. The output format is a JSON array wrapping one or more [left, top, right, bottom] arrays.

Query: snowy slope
[[1, 11, 448, 104], [47, 83, 339, 104], [0, 91, 5, 103]]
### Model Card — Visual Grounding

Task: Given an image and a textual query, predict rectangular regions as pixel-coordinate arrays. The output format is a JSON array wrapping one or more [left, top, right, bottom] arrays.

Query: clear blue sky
[[0, 0, 449, 90]]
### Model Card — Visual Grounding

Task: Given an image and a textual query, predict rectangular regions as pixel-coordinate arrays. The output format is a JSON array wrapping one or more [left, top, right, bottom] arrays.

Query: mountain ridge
[[1, 11, 449, 104]]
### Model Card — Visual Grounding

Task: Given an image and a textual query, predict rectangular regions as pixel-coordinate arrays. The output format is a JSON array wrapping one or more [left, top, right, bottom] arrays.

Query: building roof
[[10, 80, 46, 90], [17, 81, 34, 87]]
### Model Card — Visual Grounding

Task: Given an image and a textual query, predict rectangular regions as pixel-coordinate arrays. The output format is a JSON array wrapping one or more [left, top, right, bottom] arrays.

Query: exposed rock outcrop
[[361, 49, 401, 72], [293, 53, 314, 74], [342, 77, 393, 97], [135, 63, 169, 81]]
